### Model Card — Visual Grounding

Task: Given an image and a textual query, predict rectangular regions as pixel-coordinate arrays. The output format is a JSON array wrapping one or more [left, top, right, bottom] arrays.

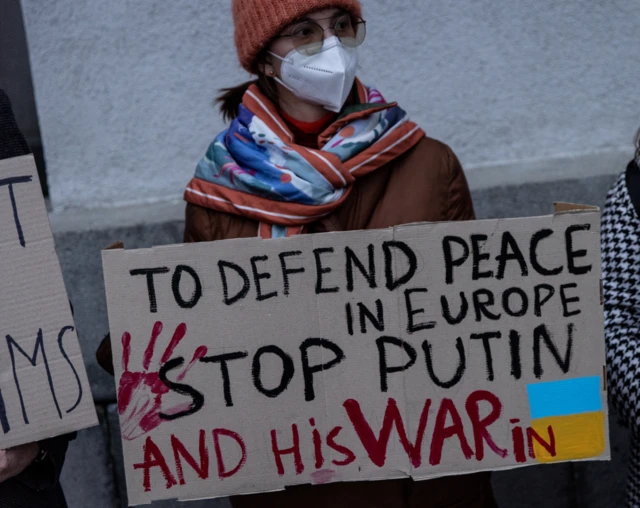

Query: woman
[[0, 89, 75, 508], [602, 130, 640, 507], [98, 0, 497, 506]]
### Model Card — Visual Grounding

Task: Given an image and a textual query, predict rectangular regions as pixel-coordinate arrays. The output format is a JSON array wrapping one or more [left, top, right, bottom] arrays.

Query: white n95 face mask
[[270, 37, 359, 113]]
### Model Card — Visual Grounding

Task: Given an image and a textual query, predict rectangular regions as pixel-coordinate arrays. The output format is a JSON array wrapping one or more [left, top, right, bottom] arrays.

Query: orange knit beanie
[[233, 0, 363, 73]]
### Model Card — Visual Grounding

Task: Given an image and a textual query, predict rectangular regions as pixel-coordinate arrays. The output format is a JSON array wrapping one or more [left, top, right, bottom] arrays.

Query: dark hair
[[635, 127, 640, 161], [216, 51, 279, 122]]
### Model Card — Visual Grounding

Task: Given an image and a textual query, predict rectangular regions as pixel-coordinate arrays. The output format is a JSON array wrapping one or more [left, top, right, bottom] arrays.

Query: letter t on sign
[[130, 267, 171, 313], [0, 176, 33, 248]]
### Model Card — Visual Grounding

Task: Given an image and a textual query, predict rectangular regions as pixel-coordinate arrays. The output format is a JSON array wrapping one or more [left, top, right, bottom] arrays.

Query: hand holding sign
[[0, 443, 39, 483], [118, 322, 208, 441]]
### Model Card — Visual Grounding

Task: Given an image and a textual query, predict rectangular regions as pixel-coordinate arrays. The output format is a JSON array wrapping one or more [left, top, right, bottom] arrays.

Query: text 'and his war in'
[[102, 206, 609, 505]]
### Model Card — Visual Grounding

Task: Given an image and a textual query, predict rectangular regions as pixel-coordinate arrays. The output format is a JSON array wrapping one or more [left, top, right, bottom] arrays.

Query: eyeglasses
[[276, 14, 367, 56]]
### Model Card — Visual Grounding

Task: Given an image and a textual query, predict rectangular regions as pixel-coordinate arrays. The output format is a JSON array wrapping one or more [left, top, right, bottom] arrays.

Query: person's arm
[[602, 167, 640, 431], [443, 144, 476, 221], [0, 90, 30, 160], [96, 333, 114, 375], [184, 202, 217, 243], [11, 434, 74, 491], [626, 159, 640, 217]]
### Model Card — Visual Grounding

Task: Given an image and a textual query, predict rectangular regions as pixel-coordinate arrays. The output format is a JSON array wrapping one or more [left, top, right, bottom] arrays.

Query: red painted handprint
[[118, 321, 208, 441]]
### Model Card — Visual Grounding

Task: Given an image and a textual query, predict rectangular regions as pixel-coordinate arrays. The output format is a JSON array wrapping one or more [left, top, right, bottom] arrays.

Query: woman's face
[[264, 8, 354, 77]]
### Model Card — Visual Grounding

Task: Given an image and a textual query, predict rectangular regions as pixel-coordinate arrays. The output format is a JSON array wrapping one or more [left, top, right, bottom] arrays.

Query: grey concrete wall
[[19, 0, 640, 211], [54, 172, 631, 507]]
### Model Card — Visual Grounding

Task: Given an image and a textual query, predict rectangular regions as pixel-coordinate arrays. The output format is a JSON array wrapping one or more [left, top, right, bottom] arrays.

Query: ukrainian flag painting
[[527, 376, 607, 463]]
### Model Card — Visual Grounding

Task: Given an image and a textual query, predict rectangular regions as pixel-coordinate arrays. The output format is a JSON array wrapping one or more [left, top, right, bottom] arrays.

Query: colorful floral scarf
[[184, 79, 424, 238]]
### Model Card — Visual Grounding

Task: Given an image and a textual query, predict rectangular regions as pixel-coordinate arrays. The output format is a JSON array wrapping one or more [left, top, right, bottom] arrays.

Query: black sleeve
[[17, 434, 76, 492], [626, 159, 640, 218], [0, 90, 31, 160]]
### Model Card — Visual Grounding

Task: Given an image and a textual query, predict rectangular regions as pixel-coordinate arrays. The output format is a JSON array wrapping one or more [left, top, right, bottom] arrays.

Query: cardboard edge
[[101, 241, 124, 262], [105, 241, 124, 250], [553, 202, 600, 214], [0, 155, 101, 445], [395, 204, 602, 234]]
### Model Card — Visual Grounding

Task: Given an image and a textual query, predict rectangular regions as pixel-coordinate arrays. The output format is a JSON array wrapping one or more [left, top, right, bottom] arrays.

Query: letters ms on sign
[[103, 203, 609, 505], [0, 156, 97, 449]]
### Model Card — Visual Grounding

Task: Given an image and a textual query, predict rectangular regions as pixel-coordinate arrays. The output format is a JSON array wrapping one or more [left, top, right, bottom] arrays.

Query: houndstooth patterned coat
[[602, 159, 640, 507]]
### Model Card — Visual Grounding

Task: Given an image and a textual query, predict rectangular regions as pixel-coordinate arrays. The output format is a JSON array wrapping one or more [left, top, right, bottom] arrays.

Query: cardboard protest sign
[[103, 206, 609, 505], [0, 156, 97, 449]]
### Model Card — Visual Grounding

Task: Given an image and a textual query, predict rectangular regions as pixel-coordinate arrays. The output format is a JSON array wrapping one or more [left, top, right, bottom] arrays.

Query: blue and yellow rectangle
[[527, 376, 606, 463]]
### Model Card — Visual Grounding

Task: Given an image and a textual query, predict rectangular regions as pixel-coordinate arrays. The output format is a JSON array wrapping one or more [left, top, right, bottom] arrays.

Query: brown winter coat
[[97, 135, 497, 508]]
